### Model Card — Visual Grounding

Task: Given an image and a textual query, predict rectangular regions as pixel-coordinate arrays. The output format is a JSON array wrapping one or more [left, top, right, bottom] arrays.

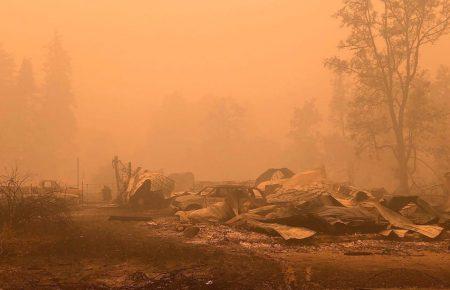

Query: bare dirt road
[[1, 205, 449, 289]]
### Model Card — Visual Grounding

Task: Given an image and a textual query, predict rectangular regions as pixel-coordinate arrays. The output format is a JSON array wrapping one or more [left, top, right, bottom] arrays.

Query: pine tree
[[14, 58, 37, 164], [0, 45, 16, 164], [38, 32, 76, 176]]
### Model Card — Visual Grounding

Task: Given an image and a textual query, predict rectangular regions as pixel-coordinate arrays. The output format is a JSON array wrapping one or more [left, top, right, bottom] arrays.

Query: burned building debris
[[112, 156, 175, 209], [109, 159, 449, 241], [255, 168, 294, 187], [164, 169, 448, 241]]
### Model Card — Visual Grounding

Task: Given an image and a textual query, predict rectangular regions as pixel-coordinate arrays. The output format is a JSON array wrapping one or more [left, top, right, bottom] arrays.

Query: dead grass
[[0, 167, 72, 232]]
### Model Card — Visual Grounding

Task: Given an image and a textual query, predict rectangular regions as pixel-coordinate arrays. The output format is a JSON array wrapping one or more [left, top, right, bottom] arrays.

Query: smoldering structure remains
[[111, 157, 450, 241]]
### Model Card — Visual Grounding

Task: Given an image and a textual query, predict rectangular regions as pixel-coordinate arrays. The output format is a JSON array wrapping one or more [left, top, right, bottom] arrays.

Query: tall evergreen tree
[[38, 32, 76, 176], [0, 45, 16, 164], [14, 58, 37, 164]]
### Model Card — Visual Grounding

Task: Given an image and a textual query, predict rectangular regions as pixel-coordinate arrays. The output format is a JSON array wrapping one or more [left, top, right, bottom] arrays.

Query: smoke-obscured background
[[1, 1, 449, 190]]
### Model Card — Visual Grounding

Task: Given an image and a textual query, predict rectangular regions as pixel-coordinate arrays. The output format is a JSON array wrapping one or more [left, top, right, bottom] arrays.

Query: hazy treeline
[[1, 38, 449, 190], [1, 1, 450, 194], [0, 33, 76, 181], [135, 93, 286, 181]]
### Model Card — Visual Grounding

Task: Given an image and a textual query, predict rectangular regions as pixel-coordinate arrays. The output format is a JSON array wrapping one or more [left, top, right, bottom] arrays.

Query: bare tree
[[327, 0, 450, 194], [0, 167, 72, 230], [0, 167, 29, 227]]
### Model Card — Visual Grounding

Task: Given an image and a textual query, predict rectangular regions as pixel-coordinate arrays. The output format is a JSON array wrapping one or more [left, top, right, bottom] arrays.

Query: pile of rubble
[[172, 168, 450, 241], [111, 158, 449, 241]]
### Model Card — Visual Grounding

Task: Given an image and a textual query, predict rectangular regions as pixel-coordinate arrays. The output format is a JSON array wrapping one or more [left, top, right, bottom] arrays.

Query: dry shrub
[[0, 167, 72, 232]]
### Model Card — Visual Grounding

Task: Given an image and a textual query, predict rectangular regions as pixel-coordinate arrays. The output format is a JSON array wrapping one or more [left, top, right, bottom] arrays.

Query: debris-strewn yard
[[1, 205, 449, 289], [1, 164, 449, 289]]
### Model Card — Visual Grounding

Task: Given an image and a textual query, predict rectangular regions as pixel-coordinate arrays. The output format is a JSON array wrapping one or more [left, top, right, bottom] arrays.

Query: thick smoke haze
[[1, 1, 450, 186]]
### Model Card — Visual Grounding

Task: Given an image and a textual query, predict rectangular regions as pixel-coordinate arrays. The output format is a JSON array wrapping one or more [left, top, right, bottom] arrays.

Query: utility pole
[[77, 157, 80, 189]]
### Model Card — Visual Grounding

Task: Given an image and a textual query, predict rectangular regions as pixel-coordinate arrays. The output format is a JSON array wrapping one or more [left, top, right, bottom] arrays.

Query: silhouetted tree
[[428, 66, 450, 174], [201, 96, 248, 178], [289, 98, 322, 170], [433, 66, 450, 111], [38, 32, 76, 175], [326, 71, 357, 182], [13, 58, 37, 162], [327, 0, 450, 194], [144, 92, 196, 171], [0, 45, 16, 164], [203, 97, 245, 145]]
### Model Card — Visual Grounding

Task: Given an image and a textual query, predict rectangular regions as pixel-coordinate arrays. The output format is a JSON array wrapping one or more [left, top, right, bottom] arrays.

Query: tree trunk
[[396, 142, 410, 195], [398, 158, 410, 195]]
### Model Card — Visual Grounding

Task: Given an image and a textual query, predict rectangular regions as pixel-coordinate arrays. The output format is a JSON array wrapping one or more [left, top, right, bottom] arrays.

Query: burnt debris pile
[[112, 158, 450, 241]]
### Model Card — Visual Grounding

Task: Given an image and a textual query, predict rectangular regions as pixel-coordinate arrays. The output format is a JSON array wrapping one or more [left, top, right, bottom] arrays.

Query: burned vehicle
[[37, 180, 81, 204], [171, 185, 266, 212]]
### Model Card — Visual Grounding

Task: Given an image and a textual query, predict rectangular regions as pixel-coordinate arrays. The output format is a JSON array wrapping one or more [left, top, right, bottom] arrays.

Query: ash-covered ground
[[1, 205, 449, 289]]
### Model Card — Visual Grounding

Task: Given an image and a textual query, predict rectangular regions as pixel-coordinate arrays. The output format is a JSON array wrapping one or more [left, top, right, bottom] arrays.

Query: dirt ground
[[1, 204, 450, 289]]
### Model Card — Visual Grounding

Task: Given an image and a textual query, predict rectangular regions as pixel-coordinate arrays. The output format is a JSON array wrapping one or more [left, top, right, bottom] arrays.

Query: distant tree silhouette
[[326, 71, 357, 183], [289, 98, 322, 170], [201, 96, 248, 178], [203, 97, 245, 145], [14, 58, 37, 163], [38, 32, 76, 176], [0, 45, 16, 164], [144, 92, 197, 171], [429, 66, 450, 174]]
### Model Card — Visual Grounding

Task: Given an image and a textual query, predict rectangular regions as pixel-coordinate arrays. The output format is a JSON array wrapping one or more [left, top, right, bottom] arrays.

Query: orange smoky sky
[[2, 1, 450, 181]]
